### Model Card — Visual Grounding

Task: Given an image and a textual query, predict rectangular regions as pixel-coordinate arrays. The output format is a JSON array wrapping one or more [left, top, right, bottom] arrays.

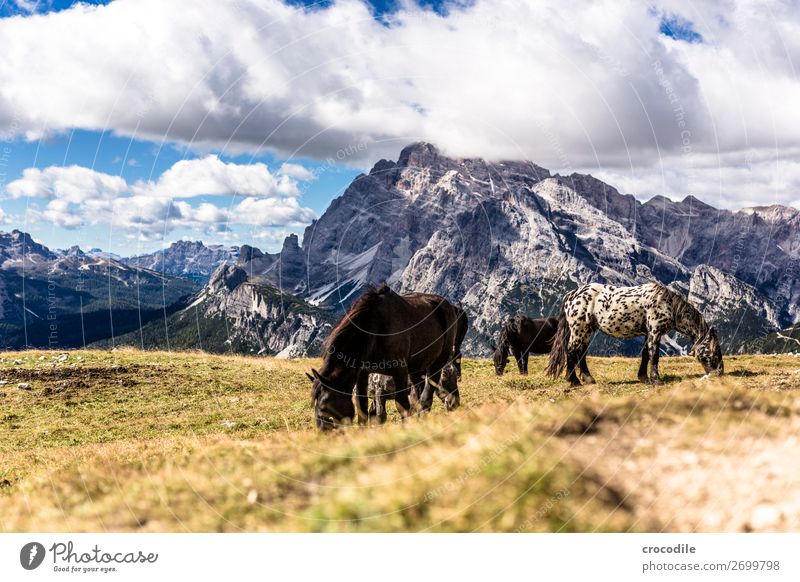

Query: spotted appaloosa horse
[[547, 283, 723, 386]]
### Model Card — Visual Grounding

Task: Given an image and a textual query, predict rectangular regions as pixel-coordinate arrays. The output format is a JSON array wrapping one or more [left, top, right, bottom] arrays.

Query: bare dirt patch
[[567, 416, 800, 532]]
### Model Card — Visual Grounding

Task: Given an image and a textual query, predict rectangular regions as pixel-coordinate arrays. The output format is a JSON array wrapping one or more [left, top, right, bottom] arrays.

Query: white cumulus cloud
[[7, 166, 127, 203], [132, 155, 301, 198], [7, 157, 315, 234], [0, 0, 798, 207]]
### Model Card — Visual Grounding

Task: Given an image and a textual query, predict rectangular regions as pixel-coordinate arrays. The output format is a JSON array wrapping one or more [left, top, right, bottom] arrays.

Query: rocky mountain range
[[4, 142, 799, 357], [123, 240, 238, 283], [164, 142, 797, 357], [0, 230, 196, 349]]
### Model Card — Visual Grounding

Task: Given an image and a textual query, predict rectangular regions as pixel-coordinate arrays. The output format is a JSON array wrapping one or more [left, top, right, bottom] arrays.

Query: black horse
[[308, 284, 461, 430], [492, 315, 559, 375]]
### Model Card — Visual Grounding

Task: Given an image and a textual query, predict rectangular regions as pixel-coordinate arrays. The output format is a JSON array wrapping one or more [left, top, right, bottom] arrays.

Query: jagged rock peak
[[208, 264, 248, 292], [282, 233, 300, 251], [741, 205, 800, 223], [169, 240, 205, 250], [65, 245, 85, 257], [238, 244, 264, 263], [397, 141, 441, 167], [8, 229, 39, 246], [681, 195, 717, 211], [0, 229, 56, 259]]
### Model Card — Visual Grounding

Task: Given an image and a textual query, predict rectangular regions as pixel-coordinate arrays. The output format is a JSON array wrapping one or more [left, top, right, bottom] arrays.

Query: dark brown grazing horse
[[308, 284, 461, 430], [492, 315, 559, 375]]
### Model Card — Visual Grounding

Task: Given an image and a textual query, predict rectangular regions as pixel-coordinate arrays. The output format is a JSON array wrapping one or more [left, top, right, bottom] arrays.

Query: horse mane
[[664, 285, 708, 339], [322, 283, 392, 355]]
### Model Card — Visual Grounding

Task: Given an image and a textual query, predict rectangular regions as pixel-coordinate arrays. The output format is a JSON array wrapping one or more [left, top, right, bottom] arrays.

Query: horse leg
[[372, 376, 387, 424], [566, 330, 590, 386], [418, 368, 441, 413], [565, 347, 582, 386], [392, 370, 412, 418], [578, 351, 595, 384], [648, 334, 663, 385], [409, 373, 426, 414], [637, 343, 650, 383], [355, 371, 369, 424], [512, 347, 524, 375]]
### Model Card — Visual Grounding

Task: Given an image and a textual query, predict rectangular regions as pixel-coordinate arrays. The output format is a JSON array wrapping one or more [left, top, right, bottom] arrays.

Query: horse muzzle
[[315, 412, 337, 431], [702, 363, 724, 376]]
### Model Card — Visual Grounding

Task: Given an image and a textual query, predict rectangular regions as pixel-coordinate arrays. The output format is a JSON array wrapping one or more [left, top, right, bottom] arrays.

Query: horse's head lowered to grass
[[308, 368, 356, 431], [492, 340, 509, 376], [690, 327, 724, 375]]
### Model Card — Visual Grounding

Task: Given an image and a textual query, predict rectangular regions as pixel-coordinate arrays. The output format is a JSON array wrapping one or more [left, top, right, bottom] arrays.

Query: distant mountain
[[191, 142, 798, 356], [0, 229, 57, 266], [123, 240, 239, 284], [0, 230, 196, 349], [86, 248, 122, 260], [103, 262, 333, 356], [741, 323, 800, 354]]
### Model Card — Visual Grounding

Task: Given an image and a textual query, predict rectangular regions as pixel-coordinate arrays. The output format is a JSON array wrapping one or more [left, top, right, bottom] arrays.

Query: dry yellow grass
[[1, 349, 799, 532]]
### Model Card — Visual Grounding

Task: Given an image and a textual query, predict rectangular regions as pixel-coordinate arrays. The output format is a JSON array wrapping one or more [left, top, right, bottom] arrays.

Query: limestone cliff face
[[182, 263, 332, 356]]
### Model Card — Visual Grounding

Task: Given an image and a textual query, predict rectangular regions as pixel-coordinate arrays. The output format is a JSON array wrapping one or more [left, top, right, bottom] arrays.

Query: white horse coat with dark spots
[[547, 282, 724, 385]]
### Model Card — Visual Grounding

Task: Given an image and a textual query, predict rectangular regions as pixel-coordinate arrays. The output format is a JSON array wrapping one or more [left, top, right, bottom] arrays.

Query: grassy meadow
[[1, 349, 799, 532]]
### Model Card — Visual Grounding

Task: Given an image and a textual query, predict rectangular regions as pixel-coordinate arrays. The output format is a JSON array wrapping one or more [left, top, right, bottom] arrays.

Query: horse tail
[[453, 306, 469, 377], [546, 301, 570, 379]]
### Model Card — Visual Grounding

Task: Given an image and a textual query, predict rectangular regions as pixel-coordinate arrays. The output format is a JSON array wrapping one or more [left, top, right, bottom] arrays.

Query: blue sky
[[1, 0, 798, 256], [0, 127, 360, 254]]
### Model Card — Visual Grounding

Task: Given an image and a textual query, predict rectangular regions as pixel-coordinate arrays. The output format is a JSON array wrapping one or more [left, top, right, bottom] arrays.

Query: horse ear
[[311, 369, 322, 381], [305, 372, 315, 382]]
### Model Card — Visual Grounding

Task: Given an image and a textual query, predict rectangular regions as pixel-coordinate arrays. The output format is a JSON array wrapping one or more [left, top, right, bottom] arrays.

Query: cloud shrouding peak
[[0, 0, 798, 207], [5, 157, 315, 236]]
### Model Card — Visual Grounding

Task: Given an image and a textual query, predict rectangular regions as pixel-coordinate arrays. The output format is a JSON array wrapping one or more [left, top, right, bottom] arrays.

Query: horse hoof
[[650, 378, 664, 386], [638, 376, 648, 384]]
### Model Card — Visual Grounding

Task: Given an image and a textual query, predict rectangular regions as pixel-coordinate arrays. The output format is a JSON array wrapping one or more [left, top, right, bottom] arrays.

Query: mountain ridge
[[5, 142, 799, 356], [227, 142, 798, 355]]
